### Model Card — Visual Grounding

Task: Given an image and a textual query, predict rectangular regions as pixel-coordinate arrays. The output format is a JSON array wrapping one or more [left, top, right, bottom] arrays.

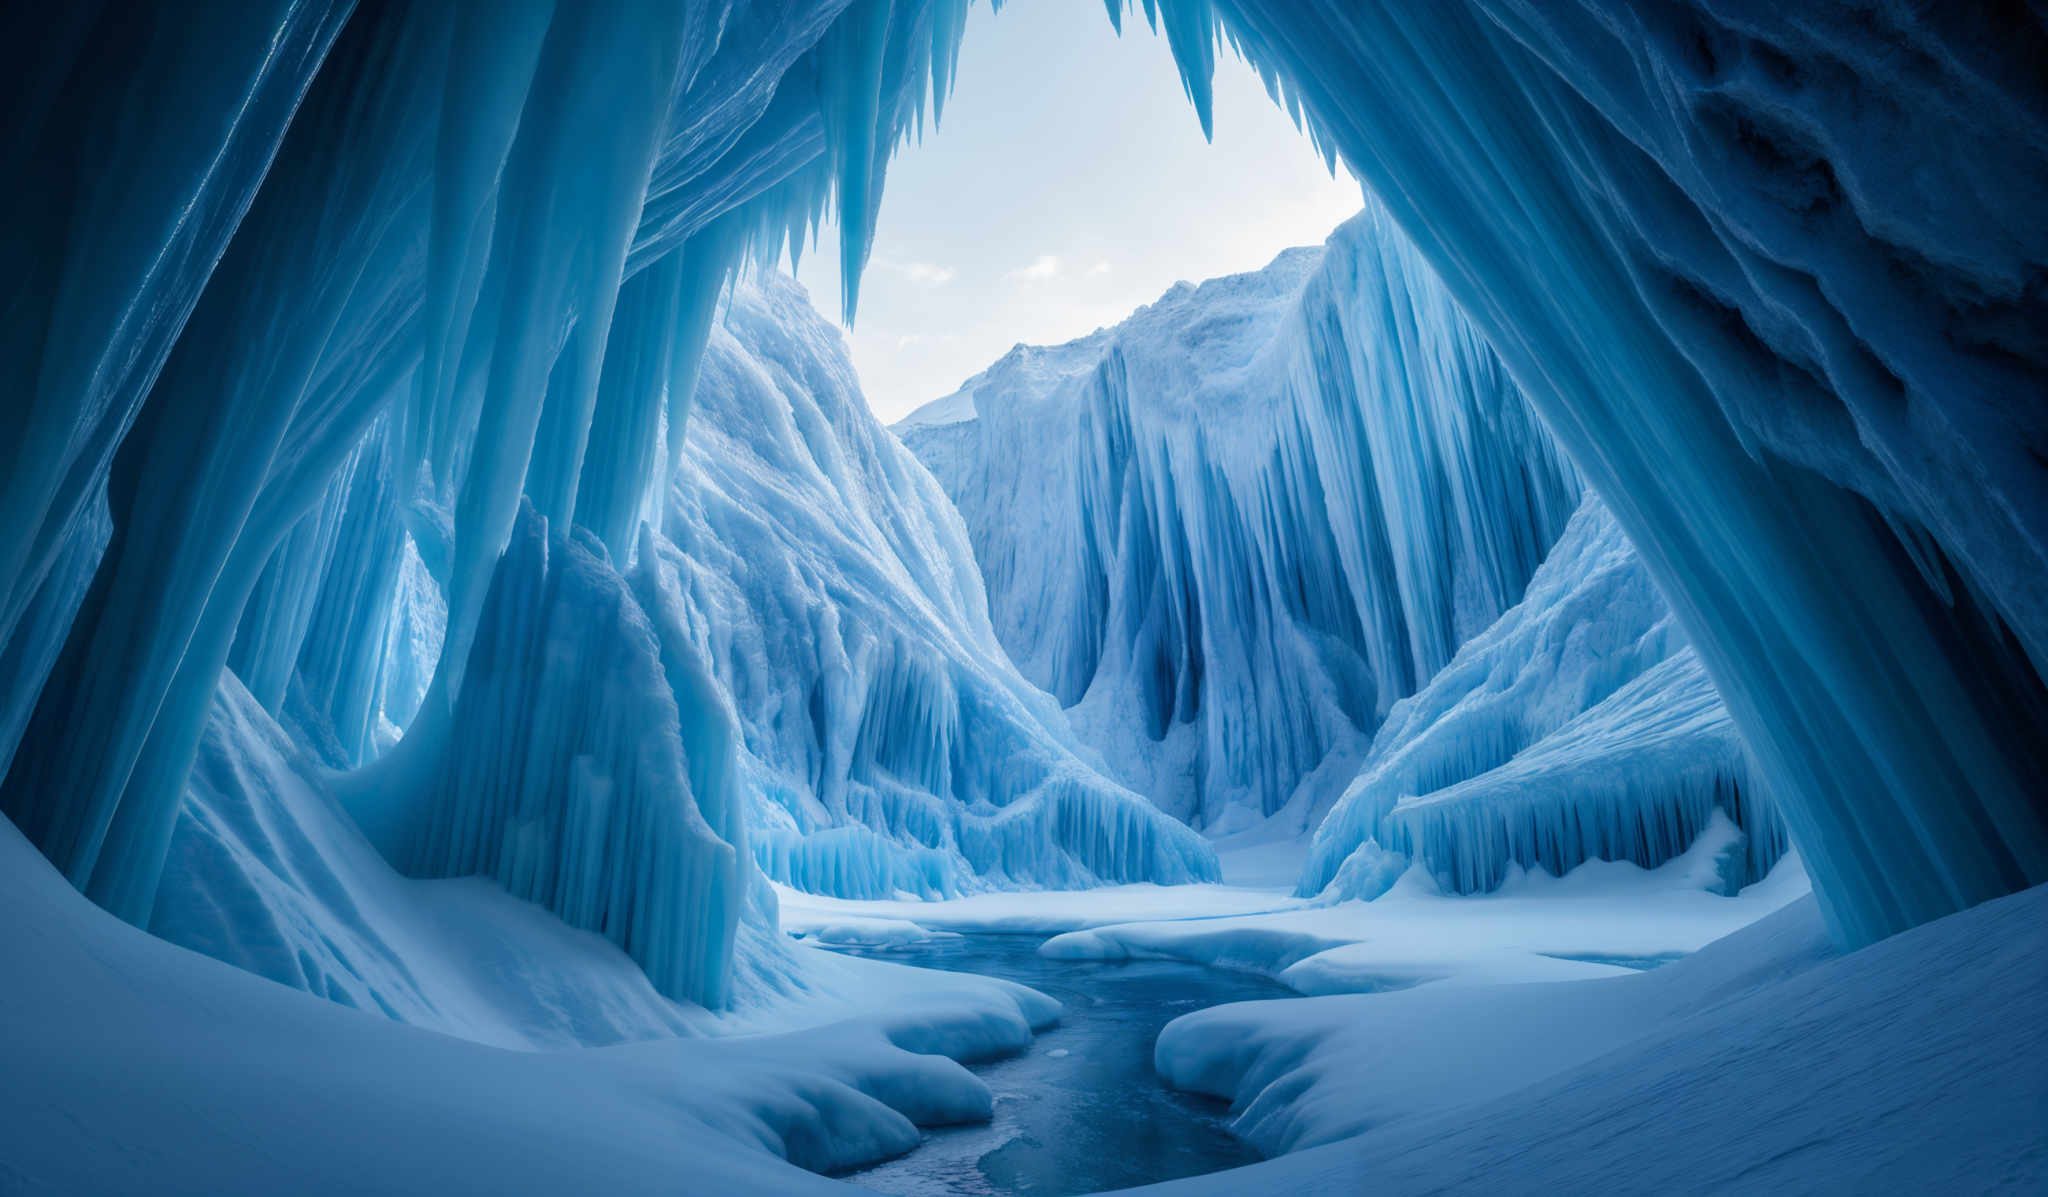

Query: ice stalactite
[[0, 0, 989, 943], [669, 272, 1218, 898], [901, 205, 1579, 830], [1300, 497, 1787, 902]]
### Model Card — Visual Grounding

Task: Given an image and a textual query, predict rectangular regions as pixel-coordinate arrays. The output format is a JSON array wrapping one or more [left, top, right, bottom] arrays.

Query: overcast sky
[[789, 0, 1364, 423]]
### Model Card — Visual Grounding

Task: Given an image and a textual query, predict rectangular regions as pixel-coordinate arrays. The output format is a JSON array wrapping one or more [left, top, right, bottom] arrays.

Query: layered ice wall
[[1300, 496, 1789, 902], [900, 207, 1579, 831], [669, 271, 1217, 897]]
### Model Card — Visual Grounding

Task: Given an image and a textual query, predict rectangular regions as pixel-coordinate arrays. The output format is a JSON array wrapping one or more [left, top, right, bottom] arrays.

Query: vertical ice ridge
[[900, 205, 1580, 830]]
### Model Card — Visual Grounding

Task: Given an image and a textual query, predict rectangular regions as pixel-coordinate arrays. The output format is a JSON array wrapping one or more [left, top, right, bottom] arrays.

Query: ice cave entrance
[[748, 4, 1802, 1192]]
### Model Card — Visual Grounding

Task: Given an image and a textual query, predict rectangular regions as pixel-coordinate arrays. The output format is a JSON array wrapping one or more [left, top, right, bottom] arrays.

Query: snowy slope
[[666, 270, 1216, 898], [0, 798, 1074, 1194], [899, 205, 1579, 832], [1301, 496, 1790, 901], [1144, 884, 2048, 1194]]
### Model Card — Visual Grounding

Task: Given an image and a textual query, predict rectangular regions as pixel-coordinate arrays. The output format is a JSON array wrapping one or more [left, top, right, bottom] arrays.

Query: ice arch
[[0, 0, 2040, 971]]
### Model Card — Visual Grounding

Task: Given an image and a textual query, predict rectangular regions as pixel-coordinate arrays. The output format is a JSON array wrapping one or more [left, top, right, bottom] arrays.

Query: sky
[[790, 0, 1365, 423]]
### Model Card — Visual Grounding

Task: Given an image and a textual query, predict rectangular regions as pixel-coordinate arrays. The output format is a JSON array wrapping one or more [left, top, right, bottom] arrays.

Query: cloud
[[1087, 260, 1112, 277], [872, 255, 956, 286], [1005, 254, 1062, 282]]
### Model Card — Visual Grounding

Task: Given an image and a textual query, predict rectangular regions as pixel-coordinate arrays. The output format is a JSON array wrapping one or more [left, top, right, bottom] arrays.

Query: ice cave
[[1, 0, 2044, 1193]]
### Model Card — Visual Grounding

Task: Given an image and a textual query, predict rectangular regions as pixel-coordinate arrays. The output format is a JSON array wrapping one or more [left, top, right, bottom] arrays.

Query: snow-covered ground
[[778, 879, 1298, 939], [1047, 830, 1810, 994], [39, 772, 2034, 1197], [0, 803, 1070, 1194], [1141, 883, 2048, 1194]]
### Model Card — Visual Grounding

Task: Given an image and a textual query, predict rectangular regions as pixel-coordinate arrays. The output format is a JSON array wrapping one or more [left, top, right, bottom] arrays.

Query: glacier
[[900, 204, 1580, 831], [1299, 495, 1790, 902]]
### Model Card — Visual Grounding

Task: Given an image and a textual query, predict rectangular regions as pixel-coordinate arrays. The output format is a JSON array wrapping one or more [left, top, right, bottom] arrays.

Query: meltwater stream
[[836, 934, 1293, 1196]]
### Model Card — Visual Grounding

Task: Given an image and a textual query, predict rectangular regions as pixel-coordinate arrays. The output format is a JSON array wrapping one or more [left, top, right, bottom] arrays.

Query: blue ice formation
[[1143, 0, 2048, 946], [1299, 496, 1789, 902], [900, 205, 1579, 831], [0, 0, 2041, 1025], [668, 271, 1217, 897], [0, 0, 985, 1002]]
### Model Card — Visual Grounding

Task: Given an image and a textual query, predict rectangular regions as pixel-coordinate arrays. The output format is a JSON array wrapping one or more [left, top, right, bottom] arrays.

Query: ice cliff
[[661, 271, 1216, 898], [900, 206, 1580, 831]]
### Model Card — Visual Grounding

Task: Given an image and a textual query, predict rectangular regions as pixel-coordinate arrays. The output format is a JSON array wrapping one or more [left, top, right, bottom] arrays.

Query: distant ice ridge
[[667, 271, 1217, 899], [899, 205, 1579, 832], [1300, 495, 1789, 901]]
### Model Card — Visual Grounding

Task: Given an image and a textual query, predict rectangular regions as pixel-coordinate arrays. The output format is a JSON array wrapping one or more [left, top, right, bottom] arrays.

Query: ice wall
[[900, 207, 1579, 830], [1300, 496, 1788, 901], [1138, 0, 2048, 945], [0, 0, 982, 936], [668, 271, 1217, 897]]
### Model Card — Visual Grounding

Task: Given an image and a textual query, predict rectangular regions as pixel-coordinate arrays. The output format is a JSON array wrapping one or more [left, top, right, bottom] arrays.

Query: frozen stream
[[838, 934, 1291, 1195]]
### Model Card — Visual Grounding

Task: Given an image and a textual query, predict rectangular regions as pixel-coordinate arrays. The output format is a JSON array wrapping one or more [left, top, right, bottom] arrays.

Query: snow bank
[[1300, 496, 1789, 901], [0, 796, 1070, 1194], [1142, 882, 2047, 1194], [899, 206, 1578, 831]]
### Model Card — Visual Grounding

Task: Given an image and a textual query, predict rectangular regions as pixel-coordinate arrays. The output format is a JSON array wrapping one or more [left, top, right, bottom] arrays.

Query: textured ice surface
[[899, 205, 1578, 831], [1300, 496, 1789, 901], [665, 270, 1217, 898]]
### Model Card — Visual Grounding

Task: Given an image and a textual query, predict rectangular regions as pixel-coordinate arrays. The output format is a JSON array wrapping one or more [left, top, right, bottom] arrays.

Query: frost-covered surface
[[0, 801, 1075, 1193], [1143, 883, 2048, 1194], [665, 271, 1217, 898], [1043, 830, 1809, 995], [1300, 496, 1788, 900], [899, 206, 1578, 831]]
